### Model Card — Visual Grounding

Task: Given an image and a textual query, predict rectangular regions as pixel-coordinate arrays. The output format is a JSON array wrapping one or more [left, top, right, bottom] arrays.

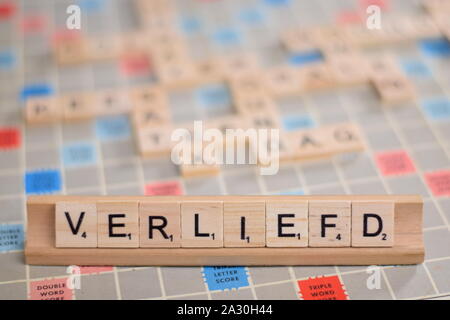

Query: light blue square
[[263, 0, 291, 6], [282, 114, 315, 131], [180, 16, 202, 34], [0, 50, 15, 70], [0, 224, 24, 252], [422, 98, 450, 121], [62, 142, 97, 168], [275, 189, 304, 195], [400, 59, 431, 78], [196, 84, 231, 109], [78, 0, 105, 12], [213, 28, 242, 46], [238, 8, 266, 26], [203, 266, 249, 291], [96, 115, 131, 141]]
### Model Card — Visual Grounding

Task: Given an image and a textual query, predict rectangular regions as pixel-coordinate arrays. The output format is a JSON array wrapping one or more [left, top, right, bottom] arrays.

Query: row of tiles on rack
[[56, 199, 394, 248]]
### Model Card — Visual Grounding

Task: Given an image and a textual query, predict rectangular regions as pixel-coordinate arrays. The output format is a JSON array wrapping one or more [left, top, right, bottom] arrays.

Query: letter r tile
[[139, 201, 181, 248]]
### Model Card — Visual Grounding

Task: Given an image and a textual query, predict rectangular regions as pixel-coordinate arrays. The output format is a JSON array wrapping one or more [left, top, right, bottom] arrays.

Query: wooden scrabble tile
[[151, 40, 189, 65], [314, 26, 349, 47], [220, 53, 260, 78], [178, 142, 222, 178], [408, 16, 441, 39], [97, 201, 139, 248], [381, 19, 415, 44], [139, 201, 181, 248], [373, 75, 416, 105], [136, 125, 173, 158], [323, 123, 365, 155], [286, 127, 328, 161], [309, 200, 351, 247], [344, 24, 386, 47], [431, 12, 450, 38], [234, 94, 277, 115], [25, 97, 61, 124], [228, 73, 267, 99], [151, 31, 185, 48], [266, 200, 308, 247], [143, 15, 176, 33], [86, 36, 122, 61], [55, 202, 97, 248], [247, 109, 281, 129], [60, 93, 97, 121], [327, 54, 369, 86], [156, 59, 199, 89], [53, 39, 88, 65], [299, 63, 336, 92], [249, 130, 294, 167], [204, 116, 250, 136], [351, 201, 394, 247], [181, 201, 223, 247], [367, 55, 403, 81], [130, 86, 168, 110], [264, 66, 303, 97], [423, 0, 450, 13], [287, 123, 365, 161], [95, 89, 133, 116], [131, 107, 172, 128], [179, 152, 221, 177], [281, 29, 317, 52], [223, 201, 265, 247], [318, 39, 356, 58], [275, 134, 296, 164], [119, 32, 151, 53], [195, 59, 224, 84], [180, 163, 221, 178]]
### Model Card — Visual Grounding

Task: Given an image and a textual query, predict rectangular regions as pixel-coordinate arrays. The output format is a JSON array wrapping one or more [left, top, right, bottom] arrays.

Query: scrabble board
[[1, 0, 450, 300]]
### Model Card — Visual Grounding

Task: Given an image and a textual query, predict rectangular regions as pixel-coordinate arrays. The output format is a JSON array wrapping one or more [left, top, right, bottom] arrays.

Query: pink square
[[359, 0, 389, 10], [51, 30, 81, 47], [20, 15, 46, 33], [80, 266, 114, 275], [375, 150, 416, 176], [145, 181, 183, 196], [29, 278, 73, 300], [336, 11, 363, 25], [425, 170, 450, 197], [119, 53, 152, 77]]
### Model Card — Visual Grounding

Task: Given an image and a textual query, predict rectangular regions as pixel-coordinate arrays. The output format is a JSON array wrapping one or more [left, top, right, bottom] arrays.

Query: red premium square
[[298, 275, 348, 300], [425, 170, 450, 197], [375, 150, 416, 176], [145, 181, 183, 196], [0, 127, 21, 150], [29, 278, 73, 300]]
